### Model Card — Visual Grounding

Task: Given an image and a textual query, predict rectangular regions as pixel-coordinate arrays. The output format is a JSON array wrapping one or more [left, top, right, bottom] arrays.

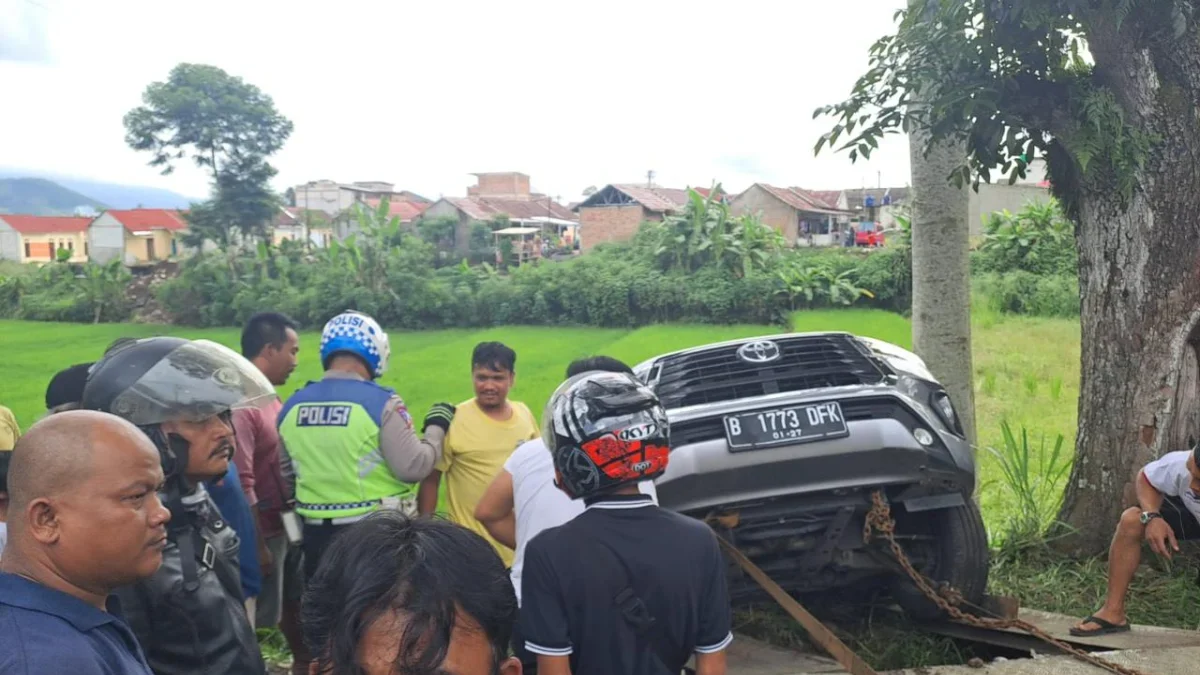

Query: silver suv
[[635, 332, 988, 617]]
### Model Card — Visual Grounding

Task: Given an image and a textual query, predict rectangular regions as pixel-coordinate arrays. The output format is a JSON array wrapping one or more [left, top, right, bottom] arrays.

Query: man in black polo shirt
[[0, 411, 169, 674], [520, 371, 733, 675]]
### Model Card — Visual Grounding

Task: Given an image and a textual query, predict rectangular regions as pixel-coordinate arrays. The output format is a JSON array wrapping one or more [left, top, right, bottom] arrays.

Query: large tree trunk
[[909, 132, 978, 448], [1056, 21, 1200, 554]]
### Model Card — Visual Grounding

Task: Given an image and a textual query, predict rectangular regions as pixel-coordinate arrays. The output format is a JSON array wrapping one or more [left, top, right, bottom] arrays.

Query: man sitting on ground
[[302, 511, 520, 675], [1072, 445, 1200, 636], [0, 411, 170, 674]]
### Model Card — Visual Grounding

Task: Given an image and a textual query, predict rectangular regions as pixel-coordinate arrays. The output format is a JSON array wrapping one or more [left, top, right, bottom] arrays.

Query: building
[[271, 207, 336, 248], [842, 187, 909, 231], [0, 215, 92, 263], [730, 184, 855, 246], [88, 209, 188, 265], [572, 184, 694, 252], [292, 180, 431, 217], [332, 198, 432, 240], [420, 172, 576, 253]]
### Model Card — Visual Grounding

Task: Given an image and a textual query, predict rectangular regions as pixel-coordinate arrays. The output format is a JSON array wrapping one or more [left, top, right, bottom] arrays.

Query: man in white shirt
[[475, 356, 657, 672], [1072, 447, 1200, 636]]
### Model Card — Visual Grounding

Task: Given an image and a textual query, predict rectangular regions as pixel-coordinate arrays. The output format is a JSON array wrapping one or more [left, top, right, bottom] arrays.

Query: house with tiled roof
[[730, 184, 855, 246], [572, 183, 698, 253], [88, 208, 188, 265], [0, 215, 93, 263], [272, 206, 336, 248], [419, 173, 578, 254]]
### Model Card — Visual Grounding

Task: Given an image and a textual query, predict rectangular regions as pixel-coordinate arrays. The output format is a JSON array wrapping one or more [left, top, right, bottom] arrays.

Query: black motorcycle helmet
[[542, 370, 671, 500], [82, 337, 275, 482]]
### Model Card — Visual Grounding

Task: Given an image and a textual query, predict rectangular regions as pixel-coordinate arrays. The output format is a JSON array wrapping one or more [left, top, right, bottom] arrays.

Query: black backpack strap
[[590, 539, 692, 675]]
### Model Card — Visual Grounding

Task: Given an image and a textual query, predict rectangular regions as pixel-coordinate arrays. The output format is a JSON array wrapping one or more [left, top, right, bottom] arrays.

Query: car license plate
[[723, 402, 849, 451]]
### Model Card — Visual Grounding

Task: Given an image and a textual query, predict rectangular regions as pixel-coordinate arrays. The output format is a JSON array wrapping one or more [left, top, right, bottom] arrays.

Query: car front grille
[[668, 396, 923, 447], [650, 334, 886, 410]]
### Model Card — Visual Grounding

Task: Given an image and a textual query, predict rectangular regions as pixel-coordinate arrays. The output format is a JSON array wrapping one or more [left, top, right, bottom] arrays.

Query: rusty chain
[[863, 490, 1154, 675]]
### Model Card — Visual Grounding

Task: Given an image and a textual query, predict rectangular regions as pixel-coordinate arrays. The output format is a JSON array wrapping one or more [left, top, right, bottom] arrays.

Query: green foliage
[[55, 247, 72, 263], [978, 200, 1077, 276], [125, 63, 292, 250], [0, 261, 131, 323], [649, 186, 785, 278], [812, 0, 1173, 217], [417, 215, 458, 250], [986, 422, 1072, 556], [124, 63, 293, 178], [976, 271, 1079, 318]]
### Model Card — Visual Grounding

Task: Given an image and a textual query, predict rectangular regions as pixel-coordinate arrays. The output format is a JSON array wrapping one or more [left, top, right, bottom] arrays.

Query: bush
[[0, 261, 132, 323], [977, 200, 1077, 277], [976, 271, 1079, 318]]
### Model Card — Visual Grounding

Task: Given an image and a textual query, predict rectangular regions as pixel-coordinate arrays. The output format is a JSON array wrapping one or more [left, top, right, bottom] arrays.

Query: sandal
[[1070, 614, 1131, 637]]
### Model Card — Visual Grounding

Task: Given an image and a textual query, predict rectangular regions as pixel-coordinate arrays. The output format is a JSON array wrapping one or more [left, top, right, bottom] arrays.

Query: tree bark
[[909, 132, 978, 447], [1056, 19, 1200, 554]]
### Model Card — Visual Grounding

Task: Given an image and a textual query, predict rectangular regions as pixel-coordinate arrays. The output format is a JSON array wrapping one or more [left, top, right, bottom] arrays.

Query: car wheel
[[891, 497, 989, 620]]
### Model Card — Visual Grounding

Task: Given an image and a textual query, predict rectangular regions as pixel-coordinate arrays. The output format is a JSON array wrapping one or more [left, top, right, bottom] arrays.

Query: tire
[[891, 497, 990, 620]]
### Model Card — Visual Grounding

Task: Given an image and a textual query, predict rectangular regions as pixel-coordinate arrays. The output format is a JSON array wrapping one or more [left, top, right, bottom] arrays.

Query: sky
[[1, 0, 912, 202]]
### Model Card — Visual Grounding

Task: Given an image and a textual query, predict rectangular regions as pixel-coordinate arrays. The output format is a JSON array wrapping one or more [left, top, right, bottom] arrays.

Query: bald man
[[0, 411, 170, 675]]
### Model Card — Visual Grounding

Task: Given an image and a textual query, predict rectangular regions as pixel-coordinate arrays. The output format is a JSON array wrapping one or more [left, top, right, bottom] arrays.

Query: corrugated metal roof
[[610, 184, 692, 213], [0, 215, 92, 235]]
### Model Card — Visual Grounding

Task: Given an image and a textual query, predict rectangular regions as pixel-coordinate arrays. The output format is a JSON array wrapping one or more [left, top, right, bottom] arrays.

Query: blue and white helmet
[[319, 310, 391, 379]]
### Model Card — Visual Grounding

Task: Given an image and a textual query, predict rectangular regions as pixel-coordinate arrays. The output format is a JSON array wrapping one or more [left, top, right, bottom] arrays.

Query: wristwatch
[[1140, 511, 1163, 525]]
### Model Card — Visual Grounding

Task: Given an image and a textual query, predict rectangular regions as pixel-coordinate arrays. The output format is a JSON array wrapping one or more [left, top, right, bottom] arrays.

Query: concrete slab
[[886, 645, 1200, 675], [924, 609, 1200, 654]]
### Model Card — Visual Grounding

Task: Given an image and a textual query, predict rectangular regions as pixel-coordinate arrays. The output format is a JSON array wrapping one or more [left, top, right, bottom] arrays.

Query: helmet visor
[[108, 340, 276, 426]]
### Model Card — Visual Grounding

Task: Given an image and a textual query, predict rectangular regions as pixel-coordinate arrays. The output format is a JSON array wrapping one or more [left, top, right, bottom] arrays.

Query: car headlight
[[897, 375, 964, 437], [931, 391, 963, 436]]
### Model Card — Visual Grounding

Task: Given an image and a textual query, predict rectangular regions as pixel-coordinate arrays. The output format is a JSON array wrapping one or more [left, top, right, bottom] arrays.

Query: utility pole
[[647, 170, 656, 187]]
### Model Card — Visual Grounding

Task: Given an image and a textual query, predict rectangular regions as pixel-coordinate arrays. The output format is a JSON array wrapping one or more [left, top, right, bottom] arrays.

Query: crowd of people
[[0, 309, 732, 675]]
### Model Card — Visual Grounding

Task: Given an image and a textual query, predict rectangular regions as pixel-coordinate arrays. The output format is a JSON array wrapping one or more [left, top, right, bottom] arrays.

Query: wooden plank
[[696, 635, 847, 674], [718, 538, 879, 674]]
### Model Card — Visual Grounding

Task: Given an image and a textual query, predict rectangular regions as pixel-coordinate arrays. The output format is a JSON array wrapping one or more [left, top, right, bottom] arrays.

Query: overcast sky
[[2, 0, 911, 202]]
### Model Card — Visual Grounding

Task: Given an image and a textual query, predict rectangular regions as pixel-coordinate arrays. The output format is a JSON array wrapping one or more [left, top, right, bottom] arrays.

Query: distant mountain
[[0, 178, 108, 216], [0, 169, 197, 210]]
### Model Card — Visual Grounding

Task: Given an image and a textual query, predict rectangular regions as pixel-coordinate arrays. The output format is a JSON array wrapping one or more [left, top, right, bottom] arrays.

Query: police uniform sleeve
[[520, 536, 573, 657], [379, 395, 441, 483], [694, 530, 734, 654]]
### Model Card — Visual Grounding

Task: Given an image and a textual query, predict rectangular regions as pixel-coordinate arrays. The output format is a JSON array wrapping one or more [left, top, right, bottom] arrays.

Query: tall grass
[[986, 422, 1073, 556]]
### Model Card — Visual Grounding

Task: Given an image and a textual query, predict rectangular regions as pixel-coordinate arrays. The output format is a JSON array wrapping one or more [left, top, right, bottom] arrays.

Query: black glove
[[423, 402, 456, 434]]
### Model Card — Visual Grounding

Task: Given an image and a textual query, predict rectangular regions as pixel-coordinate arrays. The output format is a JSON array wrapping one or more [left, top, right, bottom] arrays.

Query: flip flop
[[1070, 614, 1131, 637]]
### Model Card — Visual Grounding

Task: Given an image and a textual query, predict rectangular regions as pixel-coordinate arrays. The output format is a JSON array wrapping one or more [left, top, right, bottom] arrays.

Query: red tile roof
[[105, 209, 187, 231], [439, 196, 576, 222], [364, 198, 430, 222], [0, 215, 92, 235]]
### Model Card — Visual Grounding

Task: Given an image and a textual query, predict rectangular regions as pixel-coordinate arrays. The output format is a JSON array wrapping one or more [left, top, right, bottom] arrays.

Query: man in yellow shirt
[[0, 406, 19, 451], [418, 342, 538, 565]]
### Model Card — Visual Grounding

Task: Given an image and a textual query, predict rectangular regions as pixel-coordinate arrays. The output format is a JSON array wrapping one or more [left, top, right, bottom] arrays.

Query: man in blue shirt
[[0, 410, 171, 674], [207, 461, 263, 618]]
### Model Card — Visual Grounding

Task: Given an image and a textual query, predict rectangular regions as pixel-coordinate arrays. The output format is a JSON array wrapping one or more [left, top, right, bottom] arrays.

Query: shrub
[[976, 272, 1079, 318], [977, 199, 1077, 276]]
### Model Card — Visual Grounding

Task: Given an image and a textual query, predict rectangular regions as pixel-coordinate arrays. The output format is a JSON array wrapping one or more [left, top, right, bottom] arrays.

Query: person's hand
[[1145, 517, 1179, 559], [424, 403, 456, 434]]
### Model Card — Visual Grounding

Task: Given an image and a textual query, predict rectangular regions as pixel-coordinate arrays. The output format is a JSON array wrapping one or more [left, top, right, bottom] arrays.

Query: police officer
[[277, 310, 453, 578], [82, 337, 274, 675]]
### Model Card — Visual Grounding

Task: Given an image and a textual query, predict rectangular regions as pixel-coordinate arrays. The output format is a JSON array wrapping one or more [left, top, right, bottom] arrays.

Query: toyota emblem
[[737, 340, 782, 364]]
